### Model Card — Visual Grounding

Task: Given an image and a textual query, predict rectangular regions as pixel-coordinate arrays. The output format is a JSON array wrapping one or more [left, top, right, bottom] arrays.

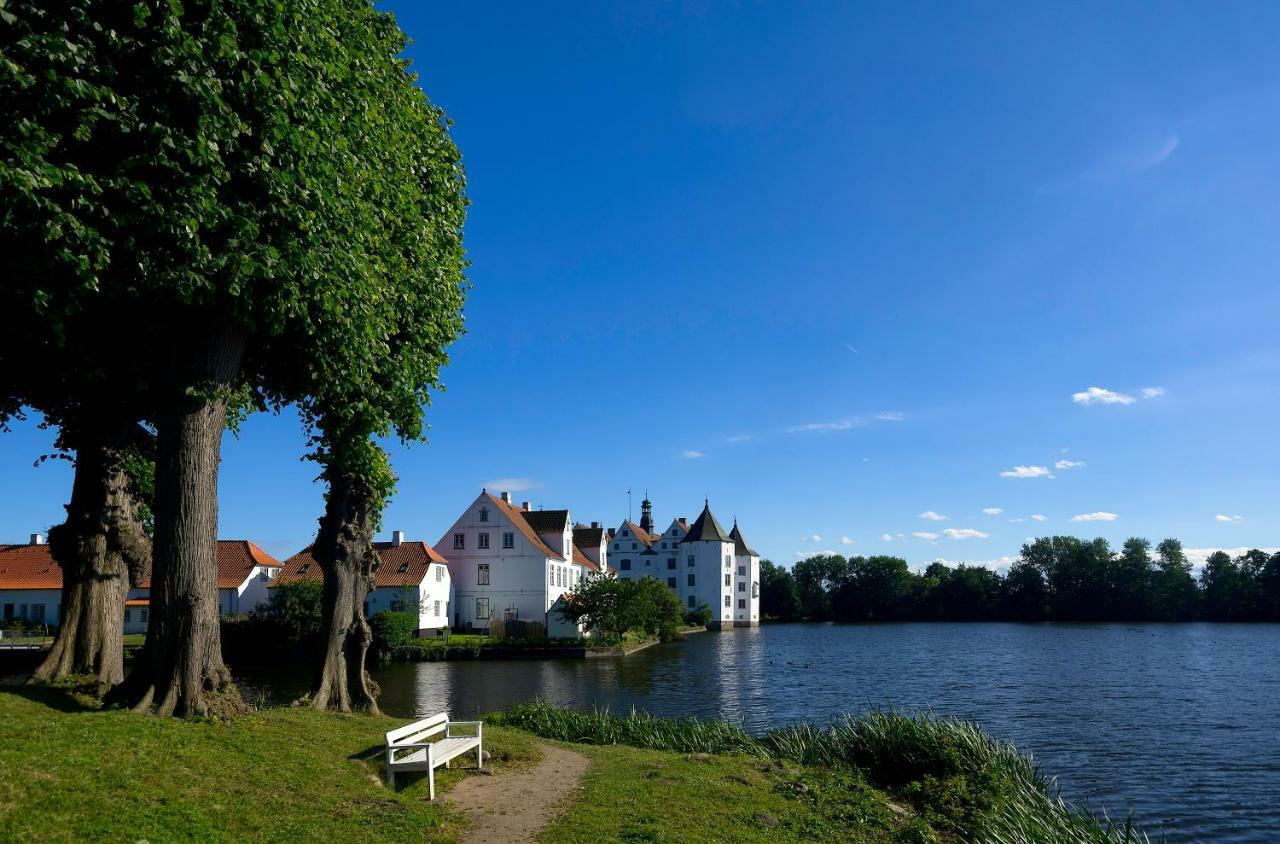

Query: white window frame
[[477, 563, 490, 585]]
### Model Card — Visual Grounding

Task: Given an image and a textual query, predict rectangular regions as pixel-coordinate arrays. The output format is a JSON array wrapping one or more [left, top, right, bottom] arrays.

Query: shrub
[[685, 602, 712, 628], [369, 611, 418, 651], [267, 580, 324, 644]]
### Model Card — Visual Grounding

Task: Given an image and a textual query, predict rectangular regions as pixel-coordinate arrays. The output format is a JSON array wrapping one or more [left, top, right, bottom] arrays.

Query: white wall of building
[[0, 589, 62, 626], [733, 553, 761, 626]]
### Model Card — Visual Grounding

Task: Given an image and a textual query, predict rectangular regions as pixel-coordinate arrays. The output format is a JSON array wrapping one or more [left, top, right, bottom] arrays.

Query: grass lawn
[[0, 685, 540, 843]]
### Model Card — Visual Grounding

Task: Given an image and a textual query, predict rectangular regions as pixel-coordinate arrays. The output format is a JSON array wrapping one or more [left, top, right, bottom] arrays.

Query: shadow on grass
[[0, 681, 102, 713]]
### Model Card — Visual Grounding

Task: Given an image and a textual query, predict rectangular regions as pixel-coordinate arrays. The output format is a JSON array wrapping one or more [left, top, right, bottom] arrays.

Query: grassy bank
[[497, 700, 1150, 843]]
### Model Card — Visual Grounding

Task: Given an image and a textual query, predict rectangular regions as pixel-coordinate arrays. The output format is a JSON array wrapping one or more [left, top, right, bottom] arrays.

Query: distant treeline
[[762, 537, 1280, 623]]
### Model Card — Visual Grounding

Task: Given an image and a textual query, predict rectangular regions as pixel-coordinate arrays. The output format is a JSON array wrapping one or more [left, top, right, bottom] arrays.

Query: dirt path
[[446, 744, 590, 843]]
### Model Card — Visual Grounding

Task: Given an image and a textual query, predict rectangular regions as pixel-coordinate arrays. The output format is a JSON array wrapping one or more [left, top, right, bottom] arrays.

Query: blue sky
[[3, 1, 1278, 569]]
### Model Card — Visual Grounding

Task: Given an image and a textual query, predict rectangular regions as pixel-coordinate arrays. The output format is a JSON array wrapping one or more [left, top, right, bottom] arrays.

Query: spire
[[681, 500, 733, 544], [730, 521, 759, 557], [639, 494, 654, 536]]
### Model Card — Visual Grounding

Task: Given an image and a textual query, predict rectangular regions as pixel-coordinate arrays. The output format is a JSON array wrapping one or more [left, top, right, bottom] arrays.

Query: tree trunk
[[112, 320, 247, 718], [309, 461, 381, 713], [30, 425, 151, 686]]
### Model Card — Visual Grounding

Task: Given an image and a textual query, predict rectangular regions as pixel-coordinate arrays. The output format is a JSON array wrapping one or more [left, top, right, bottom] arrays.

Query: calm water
[[241, 623, 1280, 842]]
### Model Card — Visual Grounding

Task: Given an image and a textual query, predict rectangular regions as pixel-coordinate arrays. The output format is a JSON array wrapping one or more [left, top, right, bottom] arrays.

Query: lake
[[241, 623, 1280, 842]]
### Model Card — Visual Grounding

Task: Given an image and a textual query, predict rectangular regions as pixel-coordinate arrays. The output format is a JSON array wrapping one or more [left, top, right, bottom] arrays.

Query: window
[[723, 595, 731, 607], [661, 542, 667, 549], [621, 559, 631, 571], [476, 598, 490, 620], [123, 609, 132, 623], [631, 543, 637, 550], [667, 558, 676, 570], [434, 600, 441, 617], [549, 568, 555, 587], [2, 604, 12, 620], [687, 573, 695, 587], [621, 529, 629, 537], [613, 542, 620, 551], [687, 555, 695, 567], [503, 532, 515, 549], [738, 582, 745, 592], [724, 574, 731, 587], [724, 555, 731, 569], [478, 532, 490, 549], [738, 599, 746, 610], [667, 577, 677, 588], [738, 565, 746, 576], [479, 506, 489, 522], [31, 604, 45, 622], [688, 595, 696, 608], [752, 582, 759, 598], [477, 563, 490, 585], [390, 599, 405, 612], [453, 533, 465, 550], [436, 565, 443, 582], [397, 562, 409, 573], [141, 608, 148, 623]]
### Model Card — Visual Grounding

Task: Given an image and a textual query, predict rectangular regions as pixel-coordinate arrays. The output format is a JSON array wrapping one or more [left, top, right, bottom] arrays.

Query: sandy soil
[[446, 744, 590, 843]]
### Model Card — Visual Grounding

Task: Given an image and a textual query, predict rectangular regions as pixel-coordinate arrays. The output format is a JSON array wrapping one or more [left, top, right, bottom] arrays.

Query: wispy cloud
[[1031, 514, 1048, 522], [874, 411, 905, 422], [1000, 465, 1054, 479], [913, 531, 941, 541], [845, 344, 860, 354], [1184, 547, 1280, 572], [1141, 386, 1166, 399], [1215, 514, 1244, 523], [796, 549, 837, 558], [802, 533, 822, 543], [918, 510, 948, 521], [943, 528, 989, 539], [1142, 135, 1180, 170], [787, 417, 866, 433], [982, 507, 1004, 516], [1072, 386, 1136, 406], [482, 477, 540, 493], [881, 533, 894, 542], [725, 434, 754, 443], [680, 449, 705, 459], [1071, 512, 1119, 522], [840, 536, 855, 545], [1054, 459, 1086, 470]]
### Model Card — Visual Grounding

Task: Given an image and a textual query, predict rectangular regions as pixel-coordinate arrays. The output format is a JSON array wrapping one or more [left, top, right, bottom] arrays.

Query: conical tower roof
[[729, 521, 759, 557], [680, 500, 733, 544]]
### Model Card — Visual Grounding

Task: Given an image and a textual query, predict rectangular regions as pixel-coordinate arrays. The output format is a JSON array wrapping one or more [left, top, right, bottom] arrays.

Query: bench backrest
[[386, 713, 449, 747]]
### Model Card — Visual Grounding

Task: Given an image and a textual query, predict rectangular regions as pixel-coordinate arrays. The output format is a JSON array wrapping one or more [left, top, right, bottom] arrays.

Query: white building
[[1, 535, 282, 632], [274, 531, 453, 635], [611, 498, 760, 629], [435, 491, 598, 633]]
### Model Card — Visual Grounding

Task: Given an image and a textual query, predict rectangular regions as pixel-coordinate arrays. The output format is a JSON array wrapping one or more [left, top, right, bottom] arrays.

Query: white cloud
[[1000, 465, 1054, 479], [680, 449, 705, 459], [1070, 511, 1119, 522], [874, 411, 905, 422], [1184, 547, 1280, 572], [1009, 518, 1027, 523], [725, 434, 754, 443], [840, 536, 855, 545], [482, 477, 539, 493], [943, 528, 989, 539], [982, 507, 1003, 516], [796, 549, 837, 558], [918, 510, 949, 521], [1142, 135, 1180, 169], [927, 555, 1020, 573], [1141, 387, 1166, 399], [802, 533, 822, 543], [1215, 514, 1244, 523], [881, 533, 894, 542], [1054, 459, 1086, 470], [1072, 386, 1136, 406], [913, 531, 941, 541], [787, 417, 865, 433], [1031, 514, 1048, 522]]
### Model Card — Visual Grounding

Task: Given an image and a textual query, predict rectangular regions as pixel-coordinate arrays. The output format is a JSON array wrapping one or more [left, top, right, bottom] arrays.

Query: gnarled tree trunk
[[310, 461, 381, 713], [31, 424, 151, 686], [112, 320, 247, 718]]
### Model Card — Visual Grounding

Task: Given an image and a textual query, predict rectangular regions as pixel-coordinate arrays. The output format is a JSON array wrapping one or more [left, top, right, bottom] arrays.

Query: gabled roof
[[730, 522, 759, 557], [572, 524, 605, 548], [0, 543, 60, 588], [618, 521, 658, 548], [680, 502, 733, 544], [571, 543, 598, 572], [484, 494, 566, 561], [1, 540, 281, 590], [275, 541, 447, 588], [522, 509, 569, 536]]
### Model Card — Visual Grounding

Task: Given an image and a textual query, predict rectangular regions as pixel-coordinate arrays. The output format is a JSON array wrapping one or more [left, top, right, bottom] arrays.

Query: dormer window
[[398, 562, 409, 573], [479, 507, 489, 523], [453, 533, 465, 550], [300, 563, 311, 575]]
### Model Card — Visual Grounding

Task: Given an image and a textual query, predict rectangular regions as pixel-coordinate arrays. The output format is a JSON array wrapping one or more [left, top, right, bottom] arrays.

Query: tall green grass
[[496, 699, 1151, 843]]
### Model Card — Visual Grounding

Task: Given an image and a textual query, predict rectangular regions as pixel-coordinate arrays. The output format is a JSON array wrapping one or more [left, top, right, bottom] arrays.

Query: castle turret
[[639, 495, 654, 536]]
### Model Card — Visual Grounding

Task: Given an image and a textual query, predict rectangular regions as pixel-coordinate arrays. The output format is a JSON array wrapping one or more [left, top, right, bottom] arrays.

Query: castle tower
[[639, 494, 654, 536]]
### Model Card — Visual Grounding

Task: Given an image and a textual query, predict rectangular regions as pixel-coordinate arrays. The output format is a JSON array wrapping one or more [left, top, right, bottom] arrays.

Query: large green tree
[[2, 1, 464, 716]]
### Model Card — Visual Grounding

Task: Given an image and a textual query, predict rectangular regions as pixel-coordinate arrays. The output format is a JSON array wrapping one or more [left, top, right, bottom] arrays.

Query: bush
[[369, 611, 418, 651], [267, 580, 323, 644], [685, 602, 712, 628]]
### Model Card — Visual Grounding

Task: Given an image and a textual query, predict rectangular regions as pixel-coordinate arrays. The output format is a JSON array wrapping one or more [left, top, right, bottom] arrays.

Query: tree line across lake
[[762, 536, 1280, 623]]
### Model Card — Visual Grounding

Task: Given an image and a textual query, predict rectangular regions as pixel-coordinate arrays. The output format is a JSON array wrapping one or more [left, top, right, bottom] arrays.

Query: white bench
[[384, 712, 483, 799]]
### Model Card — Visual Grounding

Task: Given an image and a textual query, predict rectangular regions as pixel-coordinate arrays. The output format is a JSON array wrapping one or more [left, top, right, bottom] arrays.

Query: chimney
[[591, 521, 599, 529], [522, 500, 532, 511], [500, 491, 511, 503], [391, 530, 405, 547], [30, 533, 44, 546]]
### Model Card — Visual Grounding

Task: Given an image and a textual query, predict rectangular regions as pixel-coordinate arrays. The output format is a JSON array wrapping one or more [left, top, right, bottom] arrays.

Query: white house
[[435, 490, 596, 633], [274, 531, 453, 635], [2, 535, 282, 632], [612, 497, 760, 629]]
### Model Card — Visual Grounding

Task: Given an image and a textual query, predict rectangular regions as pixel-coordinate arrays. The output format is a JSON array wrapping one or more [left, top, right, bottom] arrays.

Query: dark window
[[688, 595, 697, 608], [390, 599, 405, 612], [738, 565, 746, 576], [661, 542, 667, 549], [30, 604, 45, 622], [477, 563, 490, 585], [687, 556, 695, 567], [476, 598, 490, 620], [724, 595, 731, 607], [398, 562, 409, 573], [631, 542, 637, 550], [687, 573, 695, 587], [621, 559, 631, 571], [724, 574, 730, 586], [667, 577, 676, 588], [738, 599, 746, 609], [479, 507, 489, 522], [478, 532, 490, 549], [453, 533, 465, 550], [123, 609, 131, 623], [503, 532, 515, 549], [667, 558, 676, 569]]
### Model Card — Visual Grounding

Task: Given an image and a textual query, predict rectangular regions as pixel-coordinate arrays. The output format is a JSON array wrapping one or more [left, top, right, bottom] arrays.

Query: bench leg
[[477, 739, 483, 770], [386, 768, 395, 790], [428, 766, 435, 801]]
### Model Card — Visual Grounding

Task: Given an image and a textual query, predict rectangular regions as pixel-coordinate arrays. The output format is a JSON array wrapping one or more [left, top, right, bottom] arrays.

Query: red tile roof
[[0, 540, 280, 591], [571, 543, 598, 572], [484, 494, 567, 561], [620, 521, 658, 547], [274, 541, 447, 588], [124, 598, 150, 607]]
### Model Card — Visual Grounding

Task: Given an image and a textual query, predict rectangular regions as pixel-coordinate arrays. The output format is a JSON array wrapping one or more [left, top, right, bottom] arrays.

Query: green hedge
[[369, 611, 418, 651]]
